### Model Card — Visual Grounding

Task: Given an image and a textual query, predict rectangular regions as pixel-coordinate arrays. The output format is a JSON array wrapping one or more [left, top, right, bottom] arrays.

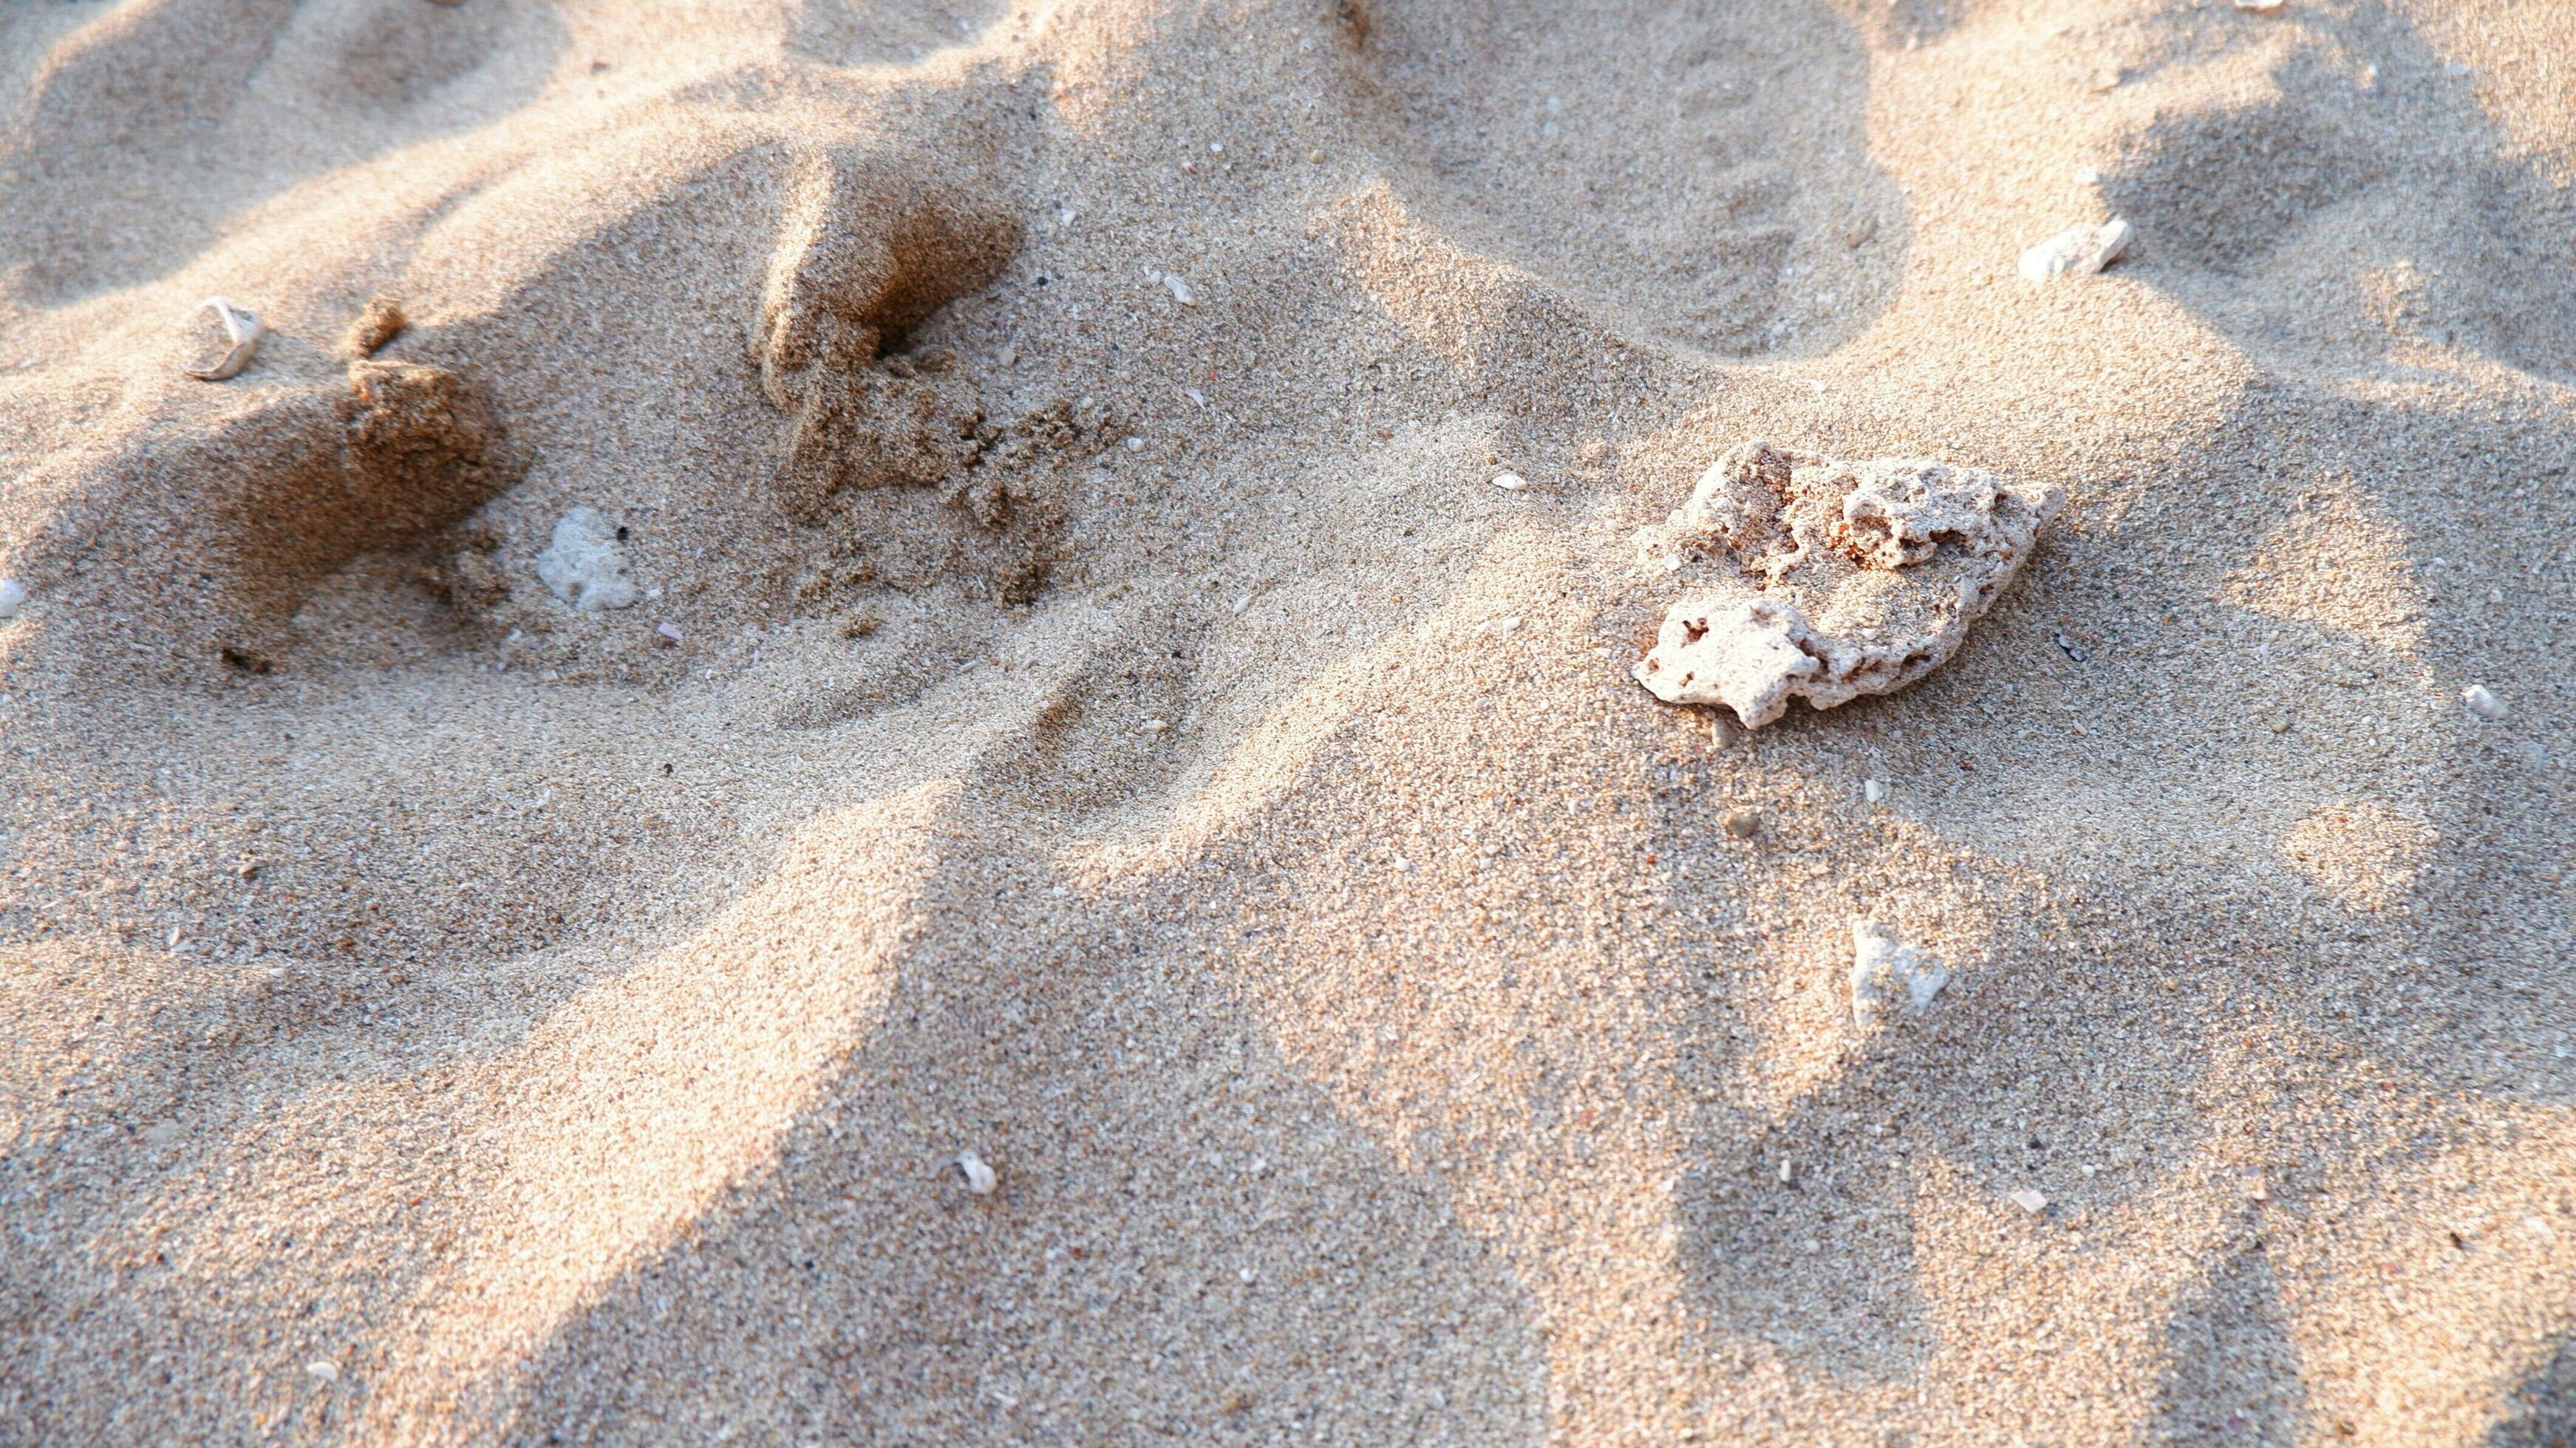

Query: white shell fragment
[[955, 1150, 998, 1195], [305, 1361, 341, 1382], [2462, 684, 2508, 721], [184, 297, 265, 381], [0, 578, 25, 621], [1490, 472, 1530, 492], [1632, 440, 2062, 728], [1849, 919, 1949, 1026], [1162, 272, 1196, 306], [535, 507, 640, 612], [2018, 217, 2131, 283], [2233, 0, 2284, 10], [2009, 1189, 2049, 1215]]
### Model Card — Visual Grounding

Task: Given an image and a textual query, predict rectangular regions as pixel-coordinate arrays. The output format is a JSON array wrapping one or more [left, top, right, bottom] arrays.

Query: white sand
[[2, 0, 2572, 1442]]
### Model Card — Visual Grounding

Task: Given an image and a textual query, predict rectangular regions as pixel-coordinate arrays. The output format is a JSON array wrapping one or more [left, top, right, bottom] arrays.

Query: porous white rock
[[535, 507, 639, 612], [0, 578, 25, 621], [2018, 217, 2131, 283], [1632, 440, 2061, 727], [1849, 918, 1949, 1026]]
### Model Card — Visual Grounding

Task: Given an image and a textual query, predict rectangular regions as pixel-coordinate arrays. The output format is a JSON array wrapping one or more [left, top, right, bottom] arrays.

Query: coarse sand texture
[[1, 0, 2573, 1445]]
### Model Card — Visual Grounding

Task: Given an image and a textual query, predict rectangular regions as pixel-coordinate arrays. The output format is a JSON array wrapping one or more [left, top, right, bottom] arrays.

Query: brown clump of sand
[[2, 0, 2573, 1444]]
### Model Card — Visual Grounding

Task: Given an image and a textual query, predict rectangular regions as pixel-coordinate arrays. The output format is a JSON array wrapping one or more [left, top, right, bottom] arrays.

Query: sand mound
[[2, 1, 2573, 1444]]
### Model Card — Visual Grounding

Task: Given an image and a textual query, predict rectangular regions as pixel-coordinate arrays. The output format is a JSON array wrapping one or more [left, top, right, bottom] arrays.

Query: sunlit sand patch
[[2220, 473, 2427, 654], [2278, 800, 2436, 913], [357, 780, 955, 1441]]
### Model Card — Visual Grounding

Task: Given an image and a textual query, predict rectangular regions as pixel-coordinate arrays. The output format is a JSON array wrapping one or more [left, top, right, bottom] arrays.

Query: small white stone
[[1185, 387, 1207, 407], [956, 1151, 998, 1195], [1490, 472, 1529, 492], [1230, 595, 1252, 615], [1125, 435, 1147, 451], [1142, 717, 1171, 733], [1863, 777, 1887, 804], [2233, 0, 2283, 10], [305, 1361, 341, 1383], [1162, 272, 1196, 306], [2462, 684, 2507, 721], [1850, 919, 1949, 1026], [536, 507, 640, 612], [2009, 1189, 2048, 1214], [2019, 217, 2131, 283], [1778, 1160, 1794, 1184], [0, 578, 24, 621], [655, 621, 684, 646]]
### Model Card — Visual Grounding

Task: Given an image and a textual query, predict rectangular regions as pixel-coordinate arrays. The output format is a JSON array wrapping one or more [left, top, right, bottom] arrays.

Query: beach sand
[[1, 0, 2572, 1441]]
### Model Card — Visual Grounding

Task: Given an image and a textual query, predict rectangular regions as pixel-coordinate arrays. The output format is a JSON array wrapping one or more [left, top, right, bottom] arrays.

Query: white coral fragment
[[1849, 919, 1949, 1026], [535, 506, 640, 612], [1631, 440, 2060, 728], [183, 297, 265, 381], [2018, 217, 2131, 283]]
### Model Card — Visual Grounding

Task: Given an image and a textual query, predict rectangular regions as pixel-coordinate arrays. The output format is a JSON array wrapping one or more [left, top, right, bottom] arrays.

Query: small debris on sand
[[1723, 809, 1762, 839], [1490, 472, 1529, 492], [2018, 218, 2131, 283], [1632, 440, 2060, 728], [1863, 777, 1887, 805], [655, 621, 684, 646], [1162, 272, 1196, 306], [305, 1361, 341, 1382], [536, 507, 641, 612], [1849, 919, 1949, 1025], [345, 296, 406, 358], [183, 297, 263, 381], [955, 1150, 998, 1195], [2233, 0, 2284, 10], [0, 578, 24, 621], [2462, 684, 2508, 721], [2009, 1189, 2049, 1215]]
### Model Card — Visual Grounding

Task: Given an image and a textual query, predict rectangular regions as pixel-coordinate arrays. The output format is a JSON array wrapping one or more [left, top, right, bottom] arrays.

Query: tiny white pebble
[[2462, 684, 2507, 720], [1864, 777, 1887, 804], [1185, 387, 1206, 406], [0, 578, 24, 621], [1125, 435, 1147, 451], [2010, 1189, 2048, 1214], [956, 1151, 997, 1195], [656, 621, 684, 646], [1209, 141, 1224, 154], [1238, 1266, 1255, 1283], [2233, 0, 2283, 10], [1490, 472, 1528, 492], [1162, 272, 1196, 306], [1778, 1160, 1793, 1184], [305, 1361, 340, 1382], [1230, 595, 1251, 614], [1142, 717, 1170, 733]]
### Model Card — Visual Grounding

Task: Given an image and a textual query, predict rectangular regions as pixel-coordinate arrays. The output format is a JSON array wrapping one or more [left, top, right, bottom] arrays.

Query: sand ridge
[[1, 0, 2572, 1444]]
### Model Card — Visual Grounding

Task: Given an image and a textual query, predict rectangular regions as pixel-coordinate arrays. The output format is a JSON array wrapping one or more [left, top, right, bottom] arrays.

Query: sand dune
[[2, 0, 2572, 1442]]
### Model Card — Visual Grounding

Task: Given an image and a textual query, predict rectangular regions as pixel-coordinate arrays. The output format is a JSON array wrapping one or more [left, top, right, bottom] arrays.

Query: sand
[[1, 0, 2572, 1442]]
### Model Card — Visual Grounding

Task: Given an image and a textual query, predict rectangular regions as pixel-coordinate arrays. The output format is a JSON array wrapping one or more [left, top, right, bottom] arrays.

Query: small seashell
[[955, 1150, 998, 1195], [1490, 472, 1529, 492], [2009, 1188, 2048, 1214], [306, 1361, 341, 1382], [185, 297, 264, 381], [655, 620, 684, 646], [0, 578, 25, 621], [2461, 684, 2507, 721], [2018, 218, 2131, 283]]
